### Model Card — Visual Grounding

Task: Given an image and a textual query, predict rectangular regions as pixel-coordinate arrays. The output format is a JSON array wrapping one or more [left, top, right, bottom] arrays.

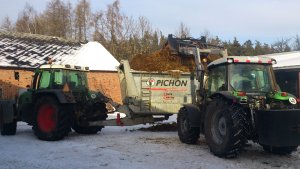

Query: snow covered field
[[1, 117, 300, 169]]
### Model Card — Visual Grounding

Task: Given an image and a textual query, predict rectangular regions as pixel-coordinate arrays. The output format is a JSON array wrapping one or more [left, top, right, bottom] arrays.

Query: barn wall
[[0, 68, 34, 99], [87, 71, 122, 104], [0, 68, 122, 104]]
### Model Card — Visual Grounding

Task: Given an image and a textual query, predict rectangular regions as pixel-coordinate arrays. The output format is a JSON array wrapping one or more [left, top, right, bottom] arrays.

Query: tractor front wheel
[[204, 98, 249, 158], [72, 103, 107, 134], [33, 96, 73, 141], [177, 107, 200, 144]]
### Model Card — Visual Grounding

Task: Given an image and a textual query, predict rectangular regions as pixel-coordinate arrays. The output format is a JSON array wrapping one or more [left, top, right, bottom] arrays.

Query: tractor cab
[[204, 56, 298, 110], [32, 64, 89, 91], [206, 56, 278, 96]]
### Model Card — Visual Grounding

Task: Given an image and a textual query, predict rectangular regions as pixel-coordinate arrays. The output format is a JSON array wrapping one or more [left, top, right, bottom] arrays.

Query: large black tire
[[177, 107, 200, 144], [33, 96, 73, 141], [0, 105, 17, 135], [262, 145, 298, 155], [204, 98, 250, 158], [72, 103, 107, 134]]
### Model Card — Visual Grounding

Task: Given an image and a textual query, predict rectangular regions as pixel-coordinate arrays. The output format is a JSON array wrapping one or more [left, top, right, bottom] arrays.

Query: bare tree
[[103, 0, 123, 55], [42, 0, 73, 38], [122, 15, 135, 40], [91, 11, 105, 42], [1, 16, 14, 31], [293, 35, 300, 51], [90, 0, 165, 60], [176, 22, 190, 38], [107, 0, 123, 41], [272, 38, 292, 53], [137, 16, 152, 38], [74, 0, 91, 41], [15, 3, 38, 34]]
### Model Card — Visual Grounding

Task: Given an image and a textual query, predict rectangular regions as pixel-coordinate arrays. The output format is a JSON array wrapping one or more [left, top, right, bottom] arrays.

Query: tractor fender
[[34, 90, 76, 104], [210, 91, 236, 102], [182, 104, 202, 127], [0, 100, 15, 124]]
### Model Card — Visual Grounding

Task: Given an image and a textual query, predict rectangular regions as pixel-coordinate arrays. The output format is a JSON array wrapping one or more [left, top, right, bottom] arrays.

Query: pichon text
[[156, 80, 188, 87]]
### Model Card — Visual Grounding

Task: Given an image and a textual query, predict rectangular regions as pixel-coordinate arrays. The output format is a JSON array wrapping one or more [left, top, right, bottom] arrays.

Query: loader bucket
[[256, 109, 300, 147]]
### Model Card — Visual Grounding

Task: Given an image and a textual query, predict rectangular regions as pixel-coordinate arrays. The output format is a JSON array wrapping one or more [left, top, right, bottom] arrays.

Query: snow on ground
[[1, 115, 300, 169]]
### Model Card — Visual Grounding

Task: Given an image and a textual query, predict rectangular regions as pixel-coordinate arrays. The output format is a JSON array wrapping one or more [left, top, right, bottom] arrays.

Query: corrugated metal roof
[[0, 31, 119, 71]]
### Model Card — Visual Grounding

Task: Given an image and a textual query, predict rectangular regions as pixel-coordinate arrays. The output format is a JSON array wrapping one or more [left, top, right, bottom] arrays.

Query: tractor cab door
[[206, 65, 227, 97]]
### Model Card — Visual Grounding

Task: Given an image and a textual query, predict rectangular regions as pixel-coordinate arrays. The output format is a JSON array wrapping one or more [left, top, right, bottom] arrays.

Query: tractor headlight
[[289, 97, 297, 105], [90, 93, 97, 99]]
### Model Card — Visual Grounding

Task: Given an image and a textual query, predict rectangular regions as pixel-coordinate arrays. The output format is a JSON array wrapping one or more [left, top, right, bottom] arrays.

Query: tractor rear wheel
[[262, 145, 298, 155], [33, 96, 73, 141], [177, 107, 200, 144], [0, 105, 17, 135], [204, 98, 249, 158]]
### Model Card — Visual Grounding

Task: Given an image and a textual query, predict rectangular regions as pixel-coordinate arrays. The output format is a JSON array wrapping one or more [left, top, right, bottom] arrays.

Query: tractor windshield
[[37, 69, 88, 90], [229, 64, 277, 93], [38, 69, 66, 89]]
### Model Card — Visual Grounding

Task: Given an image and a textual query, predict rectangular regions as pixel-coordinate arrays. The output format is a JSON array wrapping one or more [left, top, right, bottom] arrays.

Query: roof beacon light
[[65, 64, 71, 68], [75, 66, 81, 69], [227, 58, 234, 63]]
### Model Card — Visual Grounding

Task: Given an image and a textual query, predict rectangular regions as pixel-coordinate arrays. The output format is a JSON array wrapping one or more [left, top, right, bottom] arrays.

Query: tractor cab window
[[38, 70, 66, 89], [53, 70, 66, 89], [39, 71, 51, 89], [229, 64, 276, 92], [67, 71, 88, 90], [207, 65, 226, 95]]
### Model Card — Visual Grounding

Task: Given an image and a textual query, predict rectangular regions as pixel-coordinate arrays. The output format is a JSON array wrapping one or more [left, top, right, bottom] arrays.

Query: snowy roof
[[59, 41, 119, 71], [0, 32, 119, 71], [262, 51, 300, 70]]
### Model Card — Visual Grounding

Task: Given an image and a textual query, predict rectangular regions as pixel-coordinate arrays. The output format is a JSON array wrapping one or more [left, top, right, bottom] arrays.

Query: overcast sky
[[1, 0, 300, 44]]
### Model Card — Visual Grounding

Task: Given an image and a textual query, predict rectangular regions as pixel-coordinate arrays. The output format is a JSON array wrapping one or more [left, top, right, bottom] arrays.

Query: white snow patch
[[60, 41, 119, 71], [1, 115, 300, 169]]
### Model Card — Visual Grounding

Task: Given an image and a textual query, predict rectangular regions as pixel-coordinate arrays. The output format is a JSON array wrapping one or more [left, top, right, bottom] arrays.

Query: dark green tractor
[[177, 54, 300, 158], [1, 64, 110, 141]]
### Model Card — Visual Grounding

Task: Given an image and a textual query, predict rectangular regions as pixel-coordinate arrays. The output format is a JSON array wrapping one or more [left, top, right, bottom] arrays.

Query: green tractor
[[170, 36, 300, 158], [178, 54, 300, 157], [0, 64, 110, 141]]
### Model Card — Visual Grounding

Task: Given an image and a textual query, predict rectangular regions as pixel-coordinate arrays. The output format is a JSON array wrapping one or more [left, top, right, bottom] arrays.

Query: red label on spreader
[[146, 78, 155, 86]]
